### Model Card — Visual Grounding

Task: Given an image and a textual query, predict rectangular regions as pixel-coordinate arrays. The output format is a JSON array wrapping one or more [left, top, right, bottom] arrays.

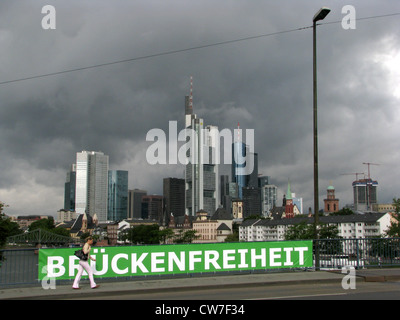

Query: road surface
[[66, 280, 400, 300]]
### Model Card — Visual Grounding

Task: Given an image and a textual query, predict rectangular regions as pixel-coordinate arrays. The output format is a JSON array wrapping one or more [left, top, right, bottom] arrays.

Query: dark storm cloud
[[0, 0, 399, 215]]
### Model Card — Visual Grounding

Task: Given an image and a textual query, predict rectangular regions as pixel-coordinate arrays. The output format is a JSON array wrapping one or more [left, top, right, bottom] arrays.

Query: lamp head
[[313, 7, 331, 22]]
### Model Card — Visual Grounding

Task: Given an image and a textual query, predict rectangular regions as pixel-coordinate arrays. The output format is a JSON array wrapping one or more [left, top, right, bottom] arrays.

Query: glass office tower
[[232, 141, 247, 199], [75, 151, 109, 221], [108, 170, 128, 221]]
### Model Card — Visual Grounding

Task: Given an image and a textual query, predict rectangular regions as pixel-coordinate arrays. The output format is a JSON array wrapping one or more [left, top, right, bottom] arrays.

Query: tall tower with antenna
[[185, 76, 194, 128], [232, 122, 247, 199], [184, 77, 219, 216]]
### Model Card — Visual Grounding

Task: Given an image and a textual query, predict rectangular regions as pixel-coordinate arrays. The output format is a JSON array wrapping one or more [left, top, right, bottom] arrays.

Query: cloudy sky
[[0, 0, 399, 217]]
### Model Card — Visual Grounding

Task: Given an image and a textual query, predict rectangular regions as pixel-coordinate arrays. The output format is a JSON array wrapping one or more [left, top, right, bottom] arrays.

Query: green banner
[[38, 241, 312, 280]]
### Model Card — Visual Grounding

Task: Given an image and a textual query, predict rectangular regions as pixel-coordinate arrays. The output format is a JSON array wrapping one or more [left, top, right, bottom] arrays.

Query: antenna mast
[[189, 76, 193, 110]]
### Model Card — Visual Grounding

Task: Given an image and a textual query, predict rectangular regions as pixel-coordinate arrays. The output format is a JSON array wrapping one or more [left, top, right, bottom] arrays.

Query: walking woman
[[72, 236, 100, 289]]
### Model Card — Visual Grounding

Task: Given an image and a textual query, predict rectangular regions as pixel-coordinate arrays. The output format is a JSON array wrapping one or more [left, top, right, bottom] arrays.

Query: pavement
[[1, 268, 400, 300]]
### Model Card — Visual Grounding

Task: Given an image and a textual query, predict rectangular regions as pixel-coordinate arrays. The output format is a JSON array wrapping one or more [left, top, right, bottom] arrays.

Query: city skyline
[[0, 1, 399, 217]]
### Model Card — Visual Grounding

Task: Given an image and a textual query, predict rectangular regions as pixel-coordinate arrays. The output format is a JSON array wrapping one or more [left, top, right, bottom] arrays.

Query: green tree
[[329, 208, 354, 216], [51, 226, 71, 238], [224, 222, 239, 242], [284, 222, 315, 240], [125, 224, 161, 245], [28, 217, 71, 239], [0, 215, 23, 247], [28, 217, 55, 231], [1, 203, 22, 245], [386, 198, 400, 237], [224, 233, 239, 242], [0, 202, 8, 215], [80, 231, 91, 241], [285, 222, 339, 240], [174, 229, 199, 244], [159, 228, 175, 244], [0, 202, 22, 263]]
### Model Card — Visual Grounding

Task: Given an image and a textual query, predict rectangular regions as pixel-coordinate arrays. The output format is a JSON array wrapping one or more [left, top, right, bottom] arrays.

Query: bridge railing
[[0, 248, 39, 287], [314, 238, 400, 269], [1, 238, 400, 288]]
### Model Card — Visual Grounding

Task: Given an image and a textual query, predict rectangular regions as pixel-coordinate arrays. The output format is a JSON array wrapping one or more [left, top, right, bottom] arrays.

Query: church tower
[[284, 180, 294, 218], [81, 212, 88, 232], [324, 184, 339, 213]]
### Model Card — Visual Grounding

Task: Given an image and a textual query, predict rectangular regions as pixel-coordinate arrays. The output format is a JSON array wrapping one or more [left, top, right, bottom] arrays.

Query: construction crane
[[362, 162, 381, 211], [340, 172, 365, 181], [363, 162, 380, 179]]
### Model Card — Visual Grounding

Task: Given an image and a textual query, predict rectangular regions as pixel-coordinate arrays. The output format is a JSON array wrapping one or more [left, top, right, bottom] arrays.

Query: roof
[[240, 218, 263, 227], [217, 223, 231, 231], [69, 213, 96, 233], [69, 214, 84, 233], [211, 208, 232, 220], [242, 212, 388, 228], [173, 215, 196, 224], [56, 220, 75, 229], [270, 206, 285, 220]]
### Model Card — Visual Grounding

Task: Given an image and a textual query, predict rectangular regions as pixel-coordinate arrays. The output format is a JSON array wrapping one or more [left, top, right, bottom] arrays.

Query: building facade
[[324, 185, 339, 213], [64, 164, 76, 211], [192, 208, 233, 243], [141, 195, 163, 221], [184, 81, 219, 216], [163, 177, 185, 218], [128, 189, 147, 219], [75, 151, 109, 221], [353, 178, 378, 211], [260, 184, 277, 217], [239, 212, 391, 242], [107, 170, 128, 221], [284, 181, 294, 219], [232, 141, 247, 200], [232, 199, 243, 219], [242, 186, 261, 217]]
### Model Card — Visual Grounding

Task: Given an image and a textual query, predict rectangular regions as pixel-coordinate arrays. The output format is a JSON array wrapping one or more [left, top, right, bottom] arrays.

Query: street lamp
[[313, 6, 330, 270], [313, 7, 331, 23]]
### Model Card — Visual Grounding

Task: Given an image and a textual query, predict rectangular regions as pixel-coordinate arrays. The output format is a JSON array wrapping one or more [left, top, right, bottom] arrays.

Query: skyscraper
[[108, 170, 128, 221], [231, 124, 256, 199], [142, 195, 163, 221], [184, 77, 219, 216], [243, 186, 261, 217], [232, 141, 247, 199], [128, 189, 147, 219], [64, 164, 76, 211], [163, 177, 185, 218], [259, 176, 278, 217], [75, 151, 109, 221], [353, 178, 378, 211]]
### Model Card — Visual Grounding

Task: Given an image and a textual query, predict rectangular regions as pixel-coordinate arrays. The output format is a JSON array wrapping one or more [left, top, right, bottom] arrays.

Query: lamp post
[[313, 7, 330, 270]]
